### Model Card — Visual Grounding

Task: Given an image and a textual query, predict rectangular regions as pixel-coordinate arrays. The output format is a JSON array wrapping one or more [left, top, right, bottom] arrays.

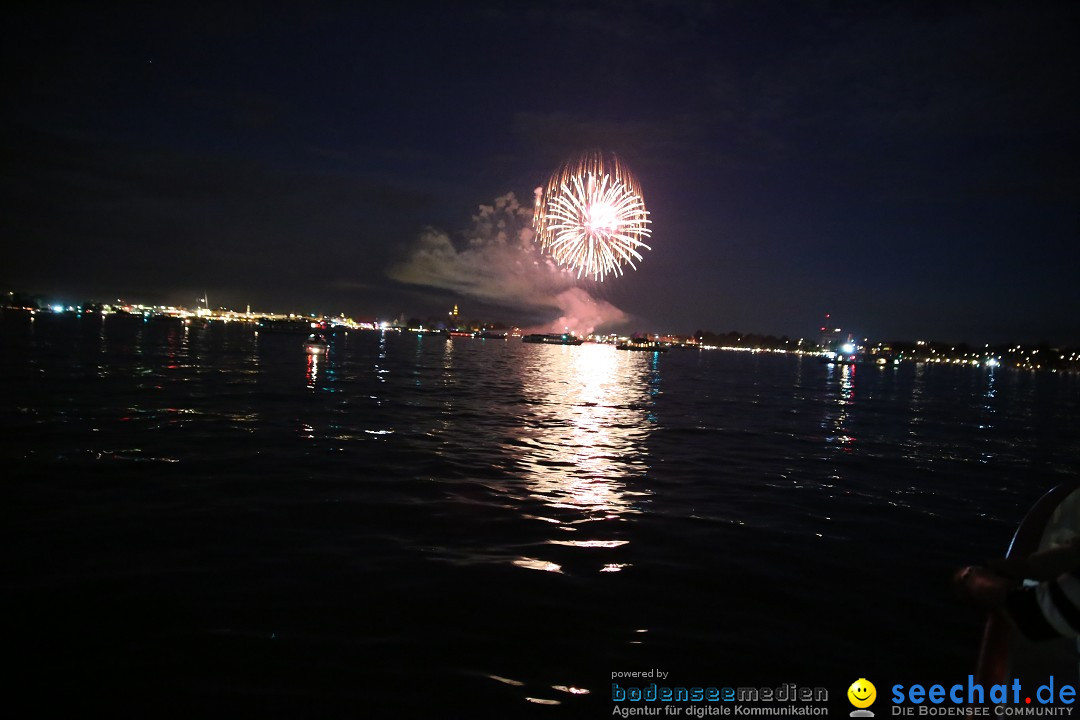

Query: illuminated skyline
[[2, 2, 1078, 344]]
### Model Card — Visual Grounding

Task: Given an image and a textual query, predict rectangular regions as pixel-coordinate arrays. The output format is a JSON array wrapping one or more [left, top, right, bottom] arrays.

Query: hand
[[954, 565, 1013, 607]]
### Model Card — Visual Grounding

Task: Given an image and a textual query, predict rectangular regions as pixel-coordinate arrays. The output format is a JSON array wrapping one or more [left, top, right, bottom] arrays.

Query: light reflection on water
[[515, 343, 655, 521], [979, 367, 998, 464], [822, 361, 856, 451], [304, 350, 321, 390]]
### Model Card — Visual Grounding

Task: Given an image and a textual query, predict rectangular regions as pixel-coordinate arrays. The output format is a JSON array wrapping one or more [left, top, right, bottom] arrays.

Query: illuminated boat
[[477, 331, 508, 339], [303, 334, 329, 354], [820, 354, 857, 365], [820, 339, 859, 365], [522, 333, 583, 346], [616, 338, 668, 352], [820, 351, 899, 366]]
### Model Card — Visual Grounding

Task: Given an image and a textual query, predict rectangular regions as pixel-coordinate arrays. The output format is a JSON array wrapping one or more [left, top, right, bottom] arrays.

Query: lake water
[[4, 312, 1079, 716]]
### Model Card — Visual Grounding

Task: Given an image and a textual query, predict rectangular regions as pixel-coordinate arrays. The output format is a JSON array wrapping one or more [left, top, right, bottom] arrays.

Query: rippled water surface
[[4, 312, 1079, 715]]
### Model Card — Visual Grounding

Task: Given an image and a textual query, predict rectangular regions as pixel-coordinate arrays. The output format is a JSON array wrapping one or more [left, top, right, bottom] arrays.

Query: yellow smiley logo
[[848, 678, 876, 709]]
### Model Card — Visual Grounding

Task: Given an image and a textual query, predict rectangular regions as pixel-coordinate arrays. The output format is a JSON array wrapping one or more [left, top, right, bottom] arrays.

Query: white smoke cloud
[[549, 287, 627, 335], [388, 192, 627, 335]]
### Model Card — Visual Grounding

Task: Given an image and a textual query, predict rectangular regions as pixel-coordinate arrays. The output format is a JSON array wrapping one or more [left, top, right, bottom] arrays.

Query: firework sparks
[[533, 151, 651, 281]]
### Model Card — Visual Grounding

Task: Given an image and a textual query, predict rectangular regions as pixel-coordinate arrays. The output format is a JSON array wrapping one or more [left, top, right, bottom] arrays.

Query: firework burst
[[533, 151, 652, 281]]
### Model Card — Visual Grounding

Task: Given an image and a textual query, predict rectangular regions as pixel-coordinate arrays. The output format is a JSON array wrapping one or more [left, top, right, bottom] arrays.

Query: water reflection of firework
[[516, 343, 654, 521], [533, 151, 651, 282]]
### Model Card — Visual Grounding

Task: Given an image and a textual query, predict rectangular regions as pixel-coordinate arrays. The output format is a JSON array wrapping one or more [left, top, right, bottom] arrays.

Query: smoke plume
[[387, 192, 627, 335]]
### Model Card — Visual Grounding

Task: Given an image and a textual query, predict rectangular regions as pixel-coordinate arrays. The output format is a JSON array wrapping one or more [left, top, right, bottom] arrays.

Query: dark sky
[[3, 1, 1078, 343]]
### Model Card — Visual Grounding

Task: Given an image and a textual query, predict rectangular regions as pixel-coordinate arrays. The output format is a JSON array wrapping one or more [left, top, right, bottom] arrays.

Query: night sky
[[3, 1, 1078, 343]]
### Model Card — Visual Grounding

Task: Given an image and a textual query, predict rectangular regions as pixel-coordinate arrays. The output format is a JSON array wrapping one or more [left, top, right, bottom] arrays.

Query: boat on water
[[522, 333, 583, 346], [819, 352, 899, 366], [304, 333, 329, 354], [974, 480, 1080, 687], [477, 331, 508, 339], [616, 339, 669, 352], [819, 354, 856, 365]]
